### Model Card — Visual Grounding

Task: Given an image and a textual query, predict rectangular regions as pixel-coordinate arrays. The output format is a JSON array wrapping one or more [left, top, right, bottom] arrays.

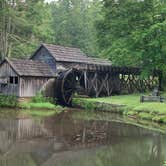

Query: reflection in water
[[0, 111, 165, 166]]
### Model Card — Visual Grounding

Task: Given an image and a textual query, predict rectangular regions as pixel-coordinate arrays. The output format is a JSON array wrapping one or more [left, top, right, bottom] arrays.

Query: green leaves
[[51, 0, 101, 56], [97, 0, 166, 73], [0, 0, 53, 59]]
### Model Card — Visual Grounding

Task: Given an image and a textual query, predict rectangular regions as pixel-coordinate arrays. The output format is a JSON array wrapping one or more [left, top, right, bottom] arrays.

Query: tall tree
[[51, 0, 101, 56], [0, 0, 53, 59], [97, 0, 166, 72]]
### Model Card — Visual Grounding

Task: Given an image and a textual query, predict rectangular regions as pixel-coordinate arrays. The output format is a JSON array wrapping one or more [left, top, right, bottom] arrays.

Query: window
[[9, 77, 18, 84], [10, 77, 14, 84], [15, 77, 18, 84]]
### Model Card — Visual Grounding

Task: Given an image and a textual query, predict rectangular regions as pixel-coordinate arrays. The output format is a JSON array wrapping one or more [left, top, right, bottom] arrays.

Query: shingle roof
[[38, 44, 112, 66], [4, 58, 55, 77]]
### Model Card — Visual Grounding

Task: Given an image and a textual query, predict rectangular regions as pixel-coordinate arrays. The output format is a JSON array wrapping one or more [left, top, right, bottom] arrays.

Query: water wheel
[[56, 69, 77, 106]]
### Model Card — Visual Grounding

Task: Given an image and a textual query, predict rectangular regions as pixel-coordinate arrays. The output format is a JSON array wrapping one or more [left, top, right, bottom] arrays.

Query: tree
[[51, 0, 101, 56], [97, 0, 166, 72], [0, 0, 53, 59]]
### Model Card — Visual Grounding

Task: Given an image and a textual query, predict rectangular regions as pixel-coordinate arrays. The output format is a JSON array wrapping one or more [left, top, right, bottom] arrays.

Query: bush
[[152, 115, 166, 123], [31, 92, 46, 103], [125, 110, 138, 116], [0, 95, 18, 108], [20, 102, 57, 110], [31, 92, 54, 103], [29, 102, 56, 109], [73, 98, 96, 111], [163, 161, 166, 166], [138, 112, 153, 120]]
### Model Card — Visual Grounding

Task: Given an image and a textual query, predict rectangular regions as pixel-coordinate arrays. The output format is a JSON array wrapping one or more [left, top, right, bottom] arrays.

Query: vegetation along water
[[73, 94, 166, 124]]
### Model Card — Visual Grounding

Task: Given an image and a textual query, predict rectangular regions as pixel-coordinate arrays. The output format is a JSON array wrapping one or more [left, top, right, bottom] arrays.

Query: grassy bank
[[19, 102, 63, 110], [0, 94, 65, 116], [0, 108, 61, 118], [0, 95, 18, 108], [19, 93, 65, 113], [22, 109, 63, 117], [19, 102, 65, 115], [73, 94, 166, 123]]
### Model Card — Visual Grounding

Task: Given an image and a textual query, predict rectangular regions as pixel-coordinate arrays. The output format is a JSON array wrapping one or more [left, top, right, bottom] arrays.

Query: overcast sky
[[45, 0, 57, 3]]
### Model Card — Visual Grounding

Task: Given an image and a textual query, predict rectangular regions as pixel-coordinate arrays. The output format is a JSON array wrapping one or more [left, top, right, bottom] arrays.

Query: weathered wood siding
[[56, 61, 87, 71], [41, 78, 56, 98], [56, 61, 107, 72], [0, 61, 19, 96], [19, 77, 52, 97], [32, 47, 57, 72]]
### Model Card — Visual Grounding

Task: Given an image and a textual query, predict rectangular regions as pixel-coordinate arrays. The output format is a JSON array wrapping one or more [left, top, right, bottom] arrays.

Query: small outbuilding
[[0, 58, 55, 97]]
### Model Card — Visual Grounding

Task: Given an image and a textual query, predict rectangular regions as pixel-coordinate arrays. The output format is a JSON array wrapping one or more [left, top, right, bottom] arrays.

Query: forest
[[0, 0, 166, 74]]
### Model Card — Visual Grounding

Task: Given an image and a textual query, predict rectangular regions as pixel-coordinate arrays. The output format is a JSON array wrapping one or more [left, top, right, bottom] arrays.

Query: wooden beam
[[84, 71, 87, 91], [96, 73, 109, 97]]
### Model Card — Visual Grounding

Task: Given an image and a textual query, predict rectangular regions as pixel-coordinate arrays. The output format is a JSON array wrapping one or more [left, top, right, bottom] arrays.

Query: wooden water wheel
[[56, 69, 77, 106]]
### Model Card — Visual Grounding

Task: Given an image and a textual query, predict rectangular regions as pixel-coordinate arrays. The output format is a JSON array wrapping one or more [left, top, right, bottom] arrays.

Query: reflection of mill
[[42, 115, 165, 166], [149, 133, 161, 164], [44, 115, 163, 152], [0, 118, 57, 166], [0, 115, 164, 166]]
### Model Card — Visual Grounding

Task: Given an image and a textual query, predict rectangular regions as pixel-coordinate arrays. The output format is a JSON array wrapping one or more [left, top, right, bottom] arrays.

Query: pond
[[0, 109, 165, 166]]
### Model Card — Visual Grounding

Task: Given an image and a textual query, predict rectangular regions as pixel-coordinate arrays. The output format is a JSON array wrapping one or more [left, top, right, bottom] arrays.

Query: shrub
[[31, 92, 46, 103], [0, 95, 18, 108], [163, 161, 166, 166], [152, 116, 166, 123], [138, 112, 153, 120], [29, 102, 56, 109], [73, 98, 96, 111], [31, 92, 54, 103], [125, 110, 138, 116]]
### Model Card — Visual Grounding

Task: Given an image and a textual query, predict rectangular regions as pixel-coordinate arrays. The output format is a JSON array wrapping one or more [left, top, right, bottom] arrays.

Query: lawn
[[24, 109, 59, 117], [19, 102, 65, 117], [73, 94, 166, 123], [86, 94, 166, 113], [20, 102, 57, 110]]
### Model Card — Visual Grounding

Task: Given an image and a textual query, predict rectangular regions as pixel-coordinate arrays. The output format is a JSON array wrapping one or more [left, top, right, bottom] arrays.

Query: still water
[[0, 110, 165, 166]]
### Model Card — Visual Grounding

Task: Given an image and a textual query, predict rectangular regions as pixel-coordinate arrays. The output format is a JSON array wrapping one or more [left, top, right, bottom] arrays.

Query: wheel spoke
[[65, 89, 73, 93], [57, 69, 76, 105]]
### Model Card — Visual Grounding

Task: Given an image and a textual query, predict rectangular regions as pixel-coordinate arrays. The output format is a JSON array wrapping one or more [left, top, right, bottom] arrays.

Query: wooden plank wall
[[0, 62, 19, 96], [41, 78, 56, 98], [56, 62, 87, 71], [19, 77, 51, 97], [32, 47, 57, 72]]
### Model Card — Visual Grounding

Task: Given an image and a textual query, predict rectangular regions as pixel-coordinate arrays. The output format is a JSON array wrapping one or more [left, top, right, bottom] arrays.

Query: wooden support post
[[84, 71, 87, 92], [94, 72, 98, 97], [159, 71, 163, 91], [96, 73, 109, 97]]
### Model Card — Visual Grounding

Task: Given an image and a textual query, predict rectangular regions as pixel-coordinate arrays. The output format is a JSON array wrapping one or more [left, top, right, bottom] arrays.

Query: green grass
[[0, 94, 18, 108], [73, 94, 166, 123], [20, 104, 65, 117], [19, 99, 66, 118], [25, 110, 59, 117], [20, 102, 56, 109], [0, 93, 65, 117], [86, 94, 166, 113], [20, 102, 65, 112]]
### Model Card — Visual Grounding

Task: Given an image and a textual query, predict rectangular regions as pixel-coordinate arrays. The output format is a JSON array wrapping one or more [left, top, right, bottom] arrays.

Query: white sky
[[45, 0, 57, 3]]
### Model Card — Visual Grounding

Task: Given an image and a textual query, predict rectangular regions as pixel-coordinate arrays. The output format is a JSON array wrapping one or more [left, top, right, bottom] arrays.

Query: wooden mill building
[[0, 58, 55, 97], [0, 44, 161, 105]]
